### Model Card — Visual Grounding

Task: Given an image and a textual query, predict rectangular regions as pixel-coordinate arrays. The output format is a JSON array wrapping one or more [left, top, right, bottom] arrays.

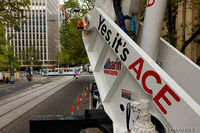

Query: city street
[[0, 75, 58, 100], [1, 73, 94, 133]]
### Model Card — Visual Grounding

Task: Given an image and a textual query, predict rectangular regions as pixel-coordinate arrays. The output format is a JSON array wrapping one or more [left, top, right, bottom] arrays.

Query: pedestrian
[[6, 77, 9, 84], [73, 69, 76, 79]]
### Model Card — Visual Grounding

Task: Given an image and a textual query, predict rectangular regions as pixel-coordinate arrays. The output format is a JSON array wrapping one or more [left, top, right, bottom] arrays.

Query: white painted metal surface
[[82, 1, 200, 133], [140, 0, 167, 60]]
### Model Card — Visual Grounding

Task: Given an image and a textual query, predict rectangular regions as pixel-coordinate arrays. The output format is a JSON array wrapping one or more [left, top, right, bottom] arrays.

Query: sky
[[60, 0, 64, 4]]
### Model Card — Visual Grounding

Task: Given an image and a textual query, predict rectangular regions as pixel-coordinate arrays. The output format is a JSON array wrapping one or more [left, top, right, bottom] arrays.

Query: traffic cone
[[84, 95, 86, 103], [86, 86, 89, 92], [77, 99, 80, 110], [71, 106, 74, 115]]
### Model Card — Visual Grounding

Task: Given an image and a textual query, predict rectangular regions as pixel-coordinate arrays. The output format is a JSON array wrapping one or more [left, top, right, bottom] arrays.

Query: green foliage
[[0, 46, 20, 71], [0, 0, 30, 71], [59, 0, 94, 66], [0, 0, 30, 31], [64, 0, 80, 17], [79, 0, 95, 14], [60, 18, 88, 65], [0, 24, 7, 55]]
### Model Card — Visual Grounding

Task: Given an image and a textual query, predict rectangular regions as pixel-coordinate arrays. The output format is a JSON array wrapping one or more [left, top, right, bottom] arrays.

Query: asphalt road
[[8, 73, 94, 133]]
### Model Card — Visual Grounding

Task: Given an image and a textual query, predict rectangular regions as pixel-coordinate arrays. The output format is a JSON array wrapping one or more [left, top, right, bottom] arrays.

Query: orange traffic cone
[[77, 99, 80, 110], [71, 106, 74, 115]]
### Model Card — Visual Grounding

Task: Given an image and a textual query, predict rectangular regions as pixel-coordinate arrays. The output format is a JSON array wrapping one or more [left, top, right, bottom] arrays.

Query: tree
[[60, 18, 88, 65], [162, 0, 200, 64], [0, 46, 20, 71], [59, 0, 94, 66], [0, 0, 30, 70], [164, 0, 182, 46], [0, 0, 30, 31], [0, 24, 20, 71], [180, 0, 200, 54], [0, 24, 7, 55]]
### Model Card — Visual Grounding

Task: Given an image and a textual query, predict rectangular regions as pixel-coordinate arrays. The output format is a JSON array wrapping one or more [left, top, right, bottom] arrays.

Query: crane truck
[[30, 0, 200, 133]]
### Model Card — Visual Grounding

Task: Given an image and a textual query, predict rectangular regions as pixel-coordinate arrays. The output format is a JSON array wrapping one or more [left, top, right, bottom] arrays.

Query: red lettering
[[146, 0, 155, 7], [104, 70, 118, 76], [104, 70, 109, 74], [153, 84, 181, 114], [142, 71, 162, 95], [129, 58, 144, 80]]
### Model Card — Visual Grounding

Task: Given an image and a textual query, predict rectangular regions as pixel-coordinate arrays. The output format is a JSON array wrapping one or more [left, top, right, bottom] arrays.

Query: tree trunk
[[181, 26, 200, 53]]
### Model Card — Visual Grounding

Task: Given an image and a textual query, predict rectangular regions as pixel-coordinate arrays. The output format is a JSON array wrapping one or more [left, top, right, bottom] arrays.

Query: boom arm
[[82, 1, 200, 132]]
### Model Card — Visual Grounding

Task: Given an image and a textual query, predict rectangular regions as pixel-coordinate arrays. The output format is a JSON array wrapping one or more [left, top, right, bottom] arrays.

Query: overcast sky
[[60, 0, 64, 4]]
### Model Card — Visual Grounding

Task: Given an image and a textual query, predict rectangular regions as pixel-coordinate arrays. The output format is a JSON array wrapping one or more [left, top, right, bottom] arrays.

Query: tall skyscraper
[[6, 0, 60, 69]]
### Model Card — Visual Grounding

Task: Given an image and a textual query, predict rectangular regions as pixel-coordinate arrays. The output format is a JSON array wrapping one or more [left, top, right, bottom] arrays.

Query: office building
[[6, 0, 60, 69]]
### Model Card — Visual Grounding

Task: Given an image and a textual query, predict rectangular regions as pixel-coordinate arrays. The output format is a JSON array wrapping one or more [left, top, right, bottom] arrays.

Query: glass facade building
[[6, 0, 60, 68]]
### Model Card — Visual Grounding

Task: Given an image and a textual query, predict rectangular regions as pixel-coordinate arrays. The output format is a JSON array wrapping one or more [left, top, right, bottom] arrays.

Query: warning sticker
[[122, 89, 132, 100]]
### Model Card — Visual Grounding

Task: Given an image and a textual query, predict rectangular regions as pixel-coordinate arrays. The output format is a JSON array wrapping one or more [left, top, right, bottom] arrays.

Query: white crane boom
[[82, 0, 200, 132]]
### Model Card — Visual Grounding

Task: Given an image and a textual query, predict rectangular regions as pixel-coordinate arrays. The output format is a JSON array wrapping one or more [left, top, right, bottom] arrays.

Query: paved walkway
[[0, 75, 46, 89]]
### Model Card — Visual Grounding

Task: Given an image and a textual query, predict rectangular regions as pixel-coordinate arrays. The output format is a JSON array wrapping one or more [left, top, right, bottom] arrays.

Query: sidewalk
[[0, 75, 46, 89]]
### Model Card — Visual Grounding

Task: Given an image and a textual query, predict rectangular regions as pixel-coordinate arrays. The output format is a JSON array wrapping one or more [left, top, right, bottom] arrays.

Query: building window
[[22, 40, 24, 46], [33, 40, 35, 46]]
